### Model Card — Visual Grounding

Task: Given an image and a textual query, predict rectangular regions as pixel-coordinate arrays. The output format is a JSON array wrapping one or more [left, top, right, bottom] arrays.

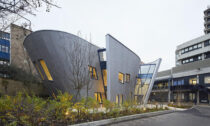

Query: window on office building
[[189, 46, 193, 51], [118, 72, 124, 83], [189, 93, 195, 101], [198, 55, 202, 60], [88, 66, 98, 80], [5, 47, 8, 53], [204, 76, 210, 84], [1, 46, 6, 52], [204, 40, 210, 47], [181, 93, 185, 100], [39, 60, 53, 81], [184, 48, 188, 52], [125, 74, 130, 83], [0, 45, 1, 52], [193, 45, 198, 49], [173, 93, 177, 100], [198, 43, 202, 48], [189, 77, 197, 85]]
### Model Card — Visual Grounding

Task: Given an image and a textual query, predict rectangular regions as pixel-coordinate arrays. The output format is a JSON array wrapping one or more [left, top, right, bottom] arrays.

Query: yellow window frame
[[35, 63, 44, 80], [39, 60, 53, 81]]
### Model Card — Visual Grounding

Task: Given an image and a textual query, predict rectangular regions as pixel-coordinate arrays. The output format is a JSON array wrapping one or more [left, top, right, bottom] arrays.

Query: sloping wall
[[106, 34, 141, 102]]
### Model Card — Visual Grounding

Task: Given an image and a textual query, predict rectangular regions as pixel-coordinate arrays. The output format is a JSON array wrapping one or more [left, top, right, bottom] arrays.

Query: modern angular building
[[23, 30, 161, 104]]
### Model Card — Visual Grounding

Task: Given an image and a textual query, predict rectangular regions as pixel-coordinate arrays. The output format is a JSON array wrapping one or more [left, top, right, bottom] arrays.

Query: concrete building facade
[[150, 34, 210, 104], [10, 24, 37, 76]]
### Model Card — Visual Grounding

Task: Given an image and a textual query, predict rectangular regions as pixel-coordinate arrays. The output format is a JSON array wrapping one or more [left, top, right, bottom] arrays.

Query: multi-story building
[[150, 34, 210, 104], [0, 31, 10, 65], [150, 7, 210, 104], [0, 31, 10, 77], [204, 6, 210, 34], [23, 30, 161, 104]]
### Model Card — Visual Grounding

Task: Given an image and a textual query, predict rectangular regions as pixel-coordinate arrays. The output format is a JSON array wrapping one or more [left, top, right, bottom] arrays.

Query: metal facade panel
[[106, 34, 141, 102], [23, 30, 104, 98]]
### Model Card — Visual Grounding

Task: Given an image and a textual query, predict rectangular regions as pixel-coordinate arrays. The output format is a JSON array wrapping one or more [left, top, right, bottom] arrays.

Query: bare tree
[[63, 37, 95, 101], [0, 0, 59, 31]]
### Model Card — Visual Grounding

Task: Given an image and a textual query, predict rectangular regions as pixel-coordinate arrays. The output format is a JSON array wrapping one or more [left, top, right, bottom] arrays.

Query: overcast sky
[[26, 0, 210, 71]]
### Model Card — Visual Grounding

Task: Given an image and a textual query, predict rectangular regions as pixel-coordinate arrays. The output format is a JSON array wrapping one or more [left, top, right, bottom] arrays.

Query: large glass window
[[125, 74, 130, 83], [189, 77, 197, 85], [118, 72, 124, 83], [40, 60, 53, 81], [88, 66, 98, 80], [204, 76, 210, 84], [173, 79, 184, 86]]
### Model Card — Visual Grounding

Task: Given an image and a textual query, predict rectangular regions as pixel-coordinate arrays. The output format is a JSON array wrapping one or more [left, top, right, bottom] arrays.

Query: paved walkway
[[109, 106, 210, 126]]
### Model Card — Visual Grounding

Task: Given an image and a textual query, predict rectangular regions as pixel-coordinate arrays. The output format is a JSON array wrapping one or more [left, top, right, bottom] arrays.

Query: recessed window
[[35, 63, 44, 80], [181, 93, 185, 100], [204, 76, 210, 84], [184, 48, 188, 52], [1, 46, 6, 52], [158, 83, 163, 88], [204, 40, 210, 47], [118, 72, 124, 83], [88, 66, 98, 80], [189, 93, 195, 101], [193, 45, 198, 49], [189, 77, 197, 85], [125, 74, 130, 83], [181, 50, 184, 54], [190, 58, 193, 62], [40, 60, 53, 81], [102, 69, 107, 86], [198, 43, 202, 48], [116, 95, 119, 104], [189, 47, 193, 51], [198, 55, 202, 60], [5, 47, 8, 53], [94, 92, 102, 103]]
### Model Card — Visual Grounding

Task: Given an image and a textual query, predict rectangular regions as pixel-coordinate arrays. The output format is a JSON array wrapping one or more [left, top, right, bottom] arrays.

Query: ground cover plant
[[0, 92, 168, 126]]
